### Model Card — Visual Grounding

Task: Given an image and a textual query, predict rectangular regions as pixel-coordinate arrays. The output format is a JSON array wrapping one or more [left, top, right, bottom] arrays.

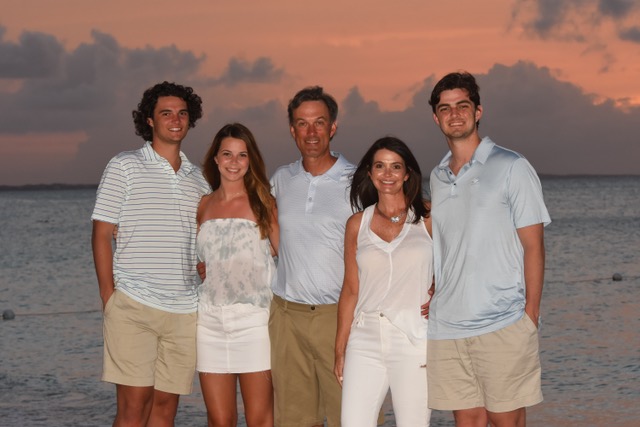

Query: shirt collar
[[141, 141, 194, 173], [472, 137, 495, 165], [436, 136, 495, 171], [292, 151, 347, 182]]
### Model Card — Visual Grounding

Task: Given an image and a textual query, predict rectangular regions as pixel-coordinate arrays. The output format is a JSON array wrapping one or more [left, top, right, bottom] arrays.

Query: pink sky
[[1, 0, 639, 184]]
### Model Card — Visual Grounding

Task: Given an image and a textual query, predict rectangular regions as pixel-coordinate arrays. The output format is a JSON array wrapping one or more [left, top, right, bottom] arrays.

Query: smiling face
[[214, 137, 250, 183], [368, 148, 409, 196], [432, 88, 483, 142], [147, 96, 190, 146], [289, 100, 337, 162]]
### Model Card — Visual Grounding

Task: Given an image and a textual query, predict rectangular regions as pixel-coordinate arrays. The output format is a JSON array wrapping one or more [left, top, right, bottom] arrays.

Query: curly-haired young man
[[91, 82, 210, 426]]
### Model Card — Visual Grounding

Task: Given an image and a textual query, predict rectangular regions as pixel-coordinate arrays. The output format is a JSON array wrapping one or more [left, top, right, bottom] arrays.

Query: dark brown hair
[[350, 136, 429, 223]]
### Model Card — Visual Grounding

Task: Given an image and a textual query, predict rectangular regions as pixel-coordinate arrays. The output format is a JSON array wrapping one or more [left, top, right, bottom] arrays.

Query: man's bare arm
[[92, 220, 117, 309], [517, 223, 545, 327]]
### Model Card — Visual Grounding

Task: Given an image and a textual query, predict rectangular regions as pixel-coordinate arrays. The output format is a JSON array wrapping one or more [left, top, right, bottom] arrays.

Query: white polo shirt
[[270, 153, 356, 305], [428, 137, 551, 339], [92, 142, 210, 313]]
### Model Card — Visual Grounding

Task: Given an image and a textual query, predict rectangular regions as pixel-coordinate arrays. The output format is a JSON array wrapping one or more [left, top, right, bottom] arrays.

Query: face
[[147, 96, 190, 145], [289, 100, 337, 161], [432, 88, 482, 141], [368, 149, 409, 195], [214, 137, 250, 183]]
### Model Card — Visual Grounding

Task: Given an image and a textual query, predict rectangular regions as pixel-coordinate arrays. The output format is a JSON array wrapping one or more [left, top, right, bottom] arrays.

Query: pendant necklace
[[376, 205, 406, 224]]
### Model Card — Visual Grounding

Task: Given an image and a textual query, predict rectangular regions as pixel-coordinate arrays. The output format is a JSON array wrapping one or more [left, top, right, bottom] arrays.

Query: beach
[[1, 176, 639, 426]]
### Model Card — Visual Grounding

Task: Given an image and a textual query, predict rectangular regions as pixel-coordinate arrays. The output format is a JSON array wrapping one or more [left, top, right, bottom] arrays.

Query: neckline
[[200, 217, 257, 227], [366, 205, 411, 248]]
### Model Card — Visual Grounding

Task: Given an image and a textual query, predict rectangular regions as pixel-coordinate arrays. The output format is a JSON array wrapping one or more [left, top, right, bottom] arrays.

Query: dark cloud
[[598, 0, 636, 19], [619, 26, 640, 42], [0, 26, 64, 78], [0, 30, 207, 134], [213, 57, 285, 87], [446, 62, 639, 175], [511, 0, 585, 41], [0, 29, 291, 184], [335, 62, 640, 178], [512, 0, 640, 42], [0, 28, 639, 185]]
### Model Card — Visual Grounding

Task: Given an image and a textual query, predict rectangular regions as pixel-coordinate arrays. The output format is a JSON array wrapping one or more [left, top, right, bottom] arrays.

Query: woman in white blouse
[[334, 136, 432, 426], [196, 123, 278, 426]]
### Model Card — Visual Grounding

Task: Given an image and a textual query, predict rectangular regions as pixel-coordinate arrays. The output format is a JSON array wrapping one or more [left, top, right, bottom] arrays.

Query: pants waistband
[[272, 295, 337, 313]]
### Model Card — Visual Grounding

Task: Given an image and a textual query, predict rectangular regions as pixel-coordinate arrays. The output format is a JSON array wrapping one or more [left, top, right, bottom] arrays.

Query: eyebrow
[[437, 99, 473, 108], [295, 116, 328, 122], [158, 108, 189, 114]]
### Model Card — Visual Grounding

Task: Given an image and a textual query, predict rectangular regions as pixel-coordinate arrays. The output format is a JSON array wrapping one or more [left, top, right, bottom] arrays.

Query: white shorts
[[196, 303, 270, 373]]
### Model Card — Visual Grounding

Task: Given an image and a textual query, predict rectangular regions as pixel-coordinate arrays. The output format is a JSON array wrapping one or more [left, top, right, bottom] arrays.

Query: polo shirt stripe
[[92, 142, 210, 313]]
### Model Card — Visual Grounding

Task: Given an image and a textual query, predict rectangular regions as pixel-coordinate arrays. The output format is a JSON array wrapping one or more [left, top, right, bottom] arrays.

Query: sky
[[1, 0, 639, 185]]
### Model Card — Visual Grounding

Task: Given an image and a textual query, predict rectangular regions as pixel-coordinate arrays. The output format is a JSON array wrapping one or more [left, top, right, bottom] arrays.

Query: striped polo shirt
[[92, 142, 210, 313]]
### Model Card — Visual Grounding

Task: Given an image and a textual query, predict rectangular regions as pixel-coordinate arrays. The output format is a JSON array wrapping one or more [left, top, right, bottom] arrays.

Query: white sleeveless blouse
[[354, 205, 433, 344]]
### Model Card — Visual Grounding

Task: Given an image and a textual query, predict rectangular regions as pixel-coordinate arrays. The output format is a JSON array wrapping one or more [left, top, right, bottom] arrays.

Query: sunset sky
[[1, 0, 639, 185]]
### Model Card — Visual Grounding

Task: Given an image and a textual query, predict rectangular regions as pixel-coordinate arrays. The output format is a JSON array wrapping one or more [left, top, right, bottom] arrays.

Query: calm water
[[1, 176, 639, 426]]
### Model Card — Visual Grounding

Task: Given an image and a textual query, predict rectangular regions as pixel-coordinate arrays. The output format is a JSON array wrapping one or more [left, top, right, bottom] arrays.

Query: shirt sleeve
[[508, 157, 551, 229], [91, 157, 127, 224]]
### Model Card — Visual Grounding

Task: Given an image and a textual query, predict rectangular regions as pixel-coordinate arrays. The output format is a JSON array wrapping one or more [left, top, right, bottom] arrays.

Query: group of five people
[[92, 71, 550, 427]]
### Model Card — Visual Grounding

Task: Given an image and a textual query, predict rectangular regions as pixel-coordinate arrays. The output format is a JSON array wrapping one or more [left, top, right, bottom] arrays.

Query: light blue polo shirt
[[428, 137, 551, 340], [92, 142, 210, 313], [270, 152, 356, 305]]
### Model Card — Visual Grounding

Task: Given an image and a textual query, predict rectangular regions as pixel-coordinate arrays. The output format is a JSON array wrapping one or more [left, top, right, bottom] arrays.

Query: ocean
[[1, 176, 639, 426]]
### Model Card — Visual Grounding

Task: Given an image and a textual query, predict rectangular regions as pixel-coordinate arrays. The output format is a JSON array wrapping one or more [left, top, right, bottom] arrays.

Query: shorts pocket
[[103, 290, 117, 315], [522, 312, 538, 333]]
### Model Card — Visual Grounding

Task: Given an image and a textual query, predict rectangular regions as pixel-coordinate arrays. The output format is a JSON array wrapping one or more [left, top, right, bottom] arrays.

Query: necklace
[[375, 205, 406, 224]]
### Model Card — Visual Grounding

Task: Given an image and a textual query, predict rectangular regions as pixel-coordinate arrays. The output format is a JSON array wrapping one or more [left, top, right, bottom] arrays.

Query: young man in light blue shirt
[[427, 72, 551, 427]]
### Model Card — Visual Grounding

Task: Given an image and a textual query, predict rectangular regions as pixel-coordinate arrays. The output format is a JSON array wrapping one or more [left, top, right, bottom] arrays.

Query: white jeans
[[341, 312, 430, 426]]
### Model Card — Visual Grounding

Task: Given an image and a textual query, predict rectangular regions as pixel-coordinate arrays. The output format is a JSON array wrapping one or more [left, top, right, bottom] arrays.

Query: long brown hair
[[203, 123, 275, 238]]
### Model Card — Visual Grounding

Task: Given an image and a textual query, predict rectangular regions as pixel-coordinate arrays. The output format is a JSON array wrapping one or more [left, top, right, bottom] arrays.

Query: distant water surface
[[1, 176, 639, 426]]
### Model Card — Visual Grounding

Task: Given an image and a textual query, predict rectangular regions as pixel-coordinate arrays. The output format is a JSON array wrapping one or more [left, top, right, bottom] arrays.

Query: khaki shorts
[[427, 314, 543, 413], [269, 295, 341, 427], [102, 290, 197, 395]]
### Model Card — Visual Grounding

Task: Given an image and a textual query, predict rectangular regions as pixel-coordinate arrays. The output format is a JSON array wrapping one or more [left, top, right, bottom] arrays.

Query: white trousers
[[341, 312, 430, 427]]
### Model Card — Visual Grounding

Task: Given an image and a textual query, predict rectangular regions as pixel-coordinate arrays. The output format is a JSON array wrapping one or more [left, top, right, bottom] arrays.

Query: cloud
[[619, 26, 640, 42], [334, 62, 640, 178], [474, 62, 638, 174], [0, 28, 290, 184], [0, 30, 207, 134], [0, 26, 64, 78], [1, 27, 639, 185], [512, 0, 640, 42], [598, 0, 636, 19], [212, 57, 285, 87]]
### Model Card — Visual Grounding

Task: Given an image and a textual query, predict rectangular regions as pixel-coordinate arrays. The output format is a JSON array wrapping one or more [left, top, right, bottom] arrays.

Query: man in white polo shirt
[[269, 86, 355, 427], [426, 72, 551, 427], [91, 81, 210, 426]]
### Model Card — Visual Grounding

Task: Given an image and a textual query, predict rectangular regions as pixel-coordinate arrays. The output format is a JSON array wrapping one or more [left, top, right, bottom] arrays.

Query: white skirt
[[196, 303, 271, 373]]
